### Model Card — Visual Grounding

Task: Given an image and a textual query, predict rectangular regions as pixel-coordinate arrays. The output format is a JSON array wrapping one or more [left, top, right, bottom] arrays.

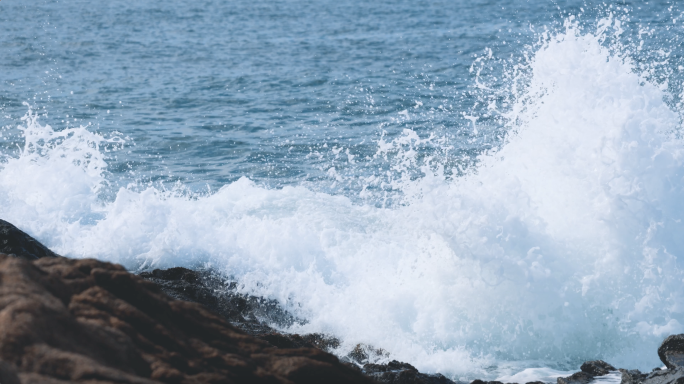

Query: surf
[[1, 13, 684, 382]]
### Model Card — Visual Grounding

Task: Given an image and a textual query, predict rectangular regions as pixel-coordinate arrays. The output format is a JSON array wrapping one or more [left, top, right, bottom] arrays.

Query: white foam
[[497, 367, 575, 384], [1, 17, 684, 381]]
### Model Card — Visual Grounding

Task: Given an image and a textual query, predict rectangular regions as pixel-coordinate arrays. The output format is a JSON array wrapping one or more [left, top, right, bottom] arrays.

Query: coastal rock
[[138, 268, 461, 382], [346, 343, 390, 365], [363, 360, 455, 384], [557, 371, 595, 384], [581, 360, 616, 376], [0, 219, 58, 260], [620, 369, 649, 384], [658, 334, 684, 369], [0, 254, 373, 384], [640, 367, 684, 384], [470, 380, 539, 384], [619, 367, 684, 384], [138, 267, 301, 336], [137, 267, 341, 351], [557, 360, 618, 384], [139, 267, 464, 383]]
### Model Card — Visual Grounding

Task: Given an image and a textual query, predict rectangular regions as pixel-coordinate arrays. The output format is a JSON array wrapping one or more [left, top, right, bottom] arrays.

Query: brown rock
[[0, 219, 59, 260], [0, 254, 373, 384]]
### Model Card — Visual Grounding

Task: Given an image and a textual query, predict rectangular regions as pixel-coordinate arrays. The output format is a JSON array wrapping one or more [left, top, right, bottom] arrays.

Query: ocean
[[2, 0, 684, 381]]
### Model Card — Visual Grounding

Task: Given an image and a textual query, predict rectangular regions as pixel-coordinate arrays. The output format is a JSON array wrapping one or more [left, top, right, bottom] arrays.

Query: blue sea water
[[2, 0, 684, 381]]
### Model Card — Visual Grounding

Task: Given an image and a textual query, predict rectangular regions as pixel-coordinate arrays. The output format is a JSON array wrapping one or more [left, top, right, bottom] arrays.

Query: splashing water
[[2, 15, 684, 381]]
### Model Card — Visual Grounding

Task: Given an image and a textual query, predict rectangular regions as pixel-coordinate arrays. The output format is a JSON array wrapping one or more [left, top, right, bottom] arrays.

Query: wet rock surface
[[555, 360, 617, 384], [659, 334, 684, 370], [471, 381, 532, 384], [0, 219, 59, 260], [558, 353, 684, 384], [620, 367, 684, 384], [138, 267, 461, 384], [138, 267, 293, 337], [581, 361, 616, 376], [362, 360, 455, 384], [620, 369, 650, 384], [557, 371, 596, 384], [0, 254, 374, 383], [137, 267, 342, 352]]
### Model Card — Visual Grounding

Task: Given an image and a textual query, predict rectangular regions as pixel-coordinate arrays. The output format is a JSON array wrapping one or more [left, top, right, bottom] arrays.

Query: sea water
[[2, 0, 684, 381]]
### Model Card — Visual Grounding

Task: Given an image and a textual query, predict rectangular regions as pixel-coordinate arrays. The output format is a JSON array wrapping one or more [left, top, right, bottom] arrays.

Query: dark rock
[[140, 267, 462, 383], [621, 369, 648, 384], [581, 360, 616, 376], [470, 380, 519, 384], [362, 360, 456, 383], [138, 266, 462, 384], [0, 254, 373, 383], [557, 371, 595, 384], [641, 367, 684, 384], [0, 219, 59, 260], [558, 361, 619, 384], [659, 334, 684, 369], [138, 266, 347, 355], [364, 360, 419, 374], [525, 382, 545, 384], [259, 332, 340, 352], [620, 368, 684, 384], [138, 267, 303, 337], [347, 343, 390, 365], [0, 360, 20, 384]]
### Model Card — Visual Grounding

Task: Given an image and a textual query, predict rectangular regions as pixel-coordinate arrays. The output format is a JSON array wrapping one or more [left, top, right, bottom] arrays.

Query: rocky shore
[[1, 218, 684, 384], [137, 265, 457, 384]]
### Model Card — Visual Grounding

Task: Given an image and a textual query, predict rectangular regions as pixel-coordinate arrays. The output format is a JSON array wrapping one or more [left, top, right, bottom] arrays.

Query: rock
[[140, 268, 463, 383], [557, 371, 595, 384], [0, 219, 58, 260], [557, 360, 618, 384], [346, 343, 390, 365], [470, 380, 520, 384], [0, 360, 21, 384], [137, 267, 344, 354], [0, 254, 373, 383], [641, 367, 684, 384], [259, 332, 340, 351], [138, 267, 303, 336], [581, 360, 616, 376], [621, 369, 648, 384], [619, 367, 684, 384], [659, 334, 684, 369], [363, 360, 456, 384]]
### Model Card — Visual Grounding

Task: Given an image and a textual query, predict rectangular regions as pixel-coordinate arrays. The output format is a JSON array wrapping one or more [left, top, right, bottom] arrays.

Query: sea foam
[[1, 16, 683, 381]]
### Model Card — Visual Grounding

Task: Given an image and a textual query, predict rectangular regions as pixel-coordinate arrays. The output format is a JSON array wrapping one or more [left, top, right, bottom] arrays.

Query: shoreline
[[1, 218, 682, 384]]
